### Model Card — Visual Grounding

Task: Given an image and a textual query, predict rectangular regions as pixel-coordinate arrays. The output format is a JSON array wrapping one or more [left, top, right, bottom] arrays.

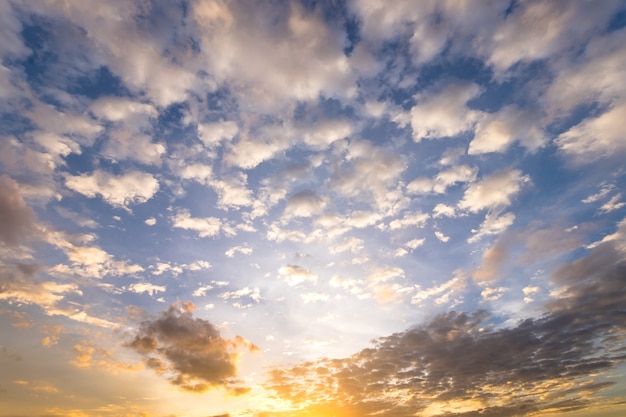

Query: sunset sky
[[1, 1, 626, 416]]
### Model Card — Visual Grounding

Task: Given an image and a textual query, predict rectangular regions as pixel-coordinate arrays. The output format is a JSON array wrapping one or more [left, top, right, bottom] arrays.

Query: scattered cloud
[[127, 302, 257, 393]]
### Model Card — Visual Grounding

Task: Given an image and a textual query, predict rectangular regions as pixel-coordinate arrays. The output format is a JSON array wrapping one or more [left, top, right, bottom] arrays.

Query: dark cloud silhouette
[[264, 239, 626, 416], [127, 302, 258, 394]]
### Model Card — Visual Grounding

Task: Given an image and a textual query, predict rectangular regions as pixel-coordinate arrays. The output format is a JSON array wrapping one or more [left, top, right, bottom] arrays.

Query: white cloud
[[556, 103, 626, 163], [128, 282, 166, 296], [193, 284, 214, 297], [411, 273, 465, 306], [278, 264, 318, 286], [405, 238, 425, 250], [600, 194, 625, 213], [410, 82, 482, 141], [64, 170, 159, 210], [484, 1, 617, 73], [210, 172, 253, 210], [432, 203, 457, 219], [102, 130, 165, 166], [330, 237, 364, 254], [546, 23, 626, 116], [327, 140, 407, 214], [225, 245, 252, 258], [388, 212, 429, 230], [90, 97, 157, 122], [469, 106, 546, 154], [582, 184, 614, 204], [434, 231, 450, 243], [198, 121, 239, 147], [468, 212, 516, 243], [171, 210, 222, 238], [192, 1, 355, 109], [145, 217, 157, 226], [481, 286, 507, 302], [459, 168, 530, 212]]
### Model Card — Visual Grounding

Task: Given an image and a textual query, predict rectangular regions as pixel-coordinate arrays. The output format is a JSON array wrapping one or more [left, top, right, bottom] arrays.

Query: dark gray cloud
[[127, 302, 258, 394], [264, 240, 626, 416], [0, 175, 37, 247]]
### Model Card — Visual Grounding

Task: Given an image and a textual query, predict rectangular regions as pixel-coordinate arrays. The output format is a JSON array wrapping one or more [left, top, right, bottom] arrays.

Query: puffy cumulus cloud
[[410, 82, 482, 141], [458, 168, 530, 212], [64, 170, 159, 210], [210, 172, 253, 210], [265, 243, 626, 416], [90, 97, 157, 123], [283, 190, 326, 220], [469, 105, 546, 154], [0, 175, 37, 247], [556, 103, 626, 163], [484, 0, 620, 74], [225, 245, 252, 258], [128, 282, 166, 296], [329, 237, 364, 255], [192, 1, 355, 110], [278, 265, 318, 287], [198, 121, 239, 148], [432, 203, 457, 218], [301, 119, 353, 149], [127, 302, 257, 393], [24, 1, 199, 107], [408, 165, 478, 195], [327, 140, 407, 215], [546, 15, 626, 116], [26, 101, 103, 146], [171, 210, 223, 238], [101, 130, 166, 166], [468, 211, 516, 243]]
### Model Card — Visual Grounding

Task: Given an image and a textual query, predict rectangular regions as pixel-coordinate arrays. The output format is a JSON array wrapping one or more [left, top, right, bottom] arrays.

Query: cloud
[[556, 103, 626, 163], [283, 190, 326, 219], [600, 194, 625, 213], [198, 121, 239, 148], [458, 168, 529, 212], [410, 82, 482, 141], [0, 263, 80, 315], [171, 210, 222, 238], [469, 105, 546, 154], [434, 231, 450, 243], [278, 265, 318, 287], [64, 170, 159, 210], [388, 211, 429, 231], [265, 239, 626, 416], [128, 283, 166, 296], [0, 175, 37, 246], [468, 211, 516, 243], [127, 302, 257, 393], [327, 140, 407, 215], [192, 1, 355, 108], [546, 25, 626, 116], [484, 0, 619, 73], [408, 165, 478, 195]]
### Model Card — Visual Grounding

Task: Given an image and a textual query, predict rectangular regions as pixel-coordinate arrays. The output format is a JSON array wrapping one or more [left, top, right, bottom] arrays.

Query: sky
[[1, 0, 626, 416]]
